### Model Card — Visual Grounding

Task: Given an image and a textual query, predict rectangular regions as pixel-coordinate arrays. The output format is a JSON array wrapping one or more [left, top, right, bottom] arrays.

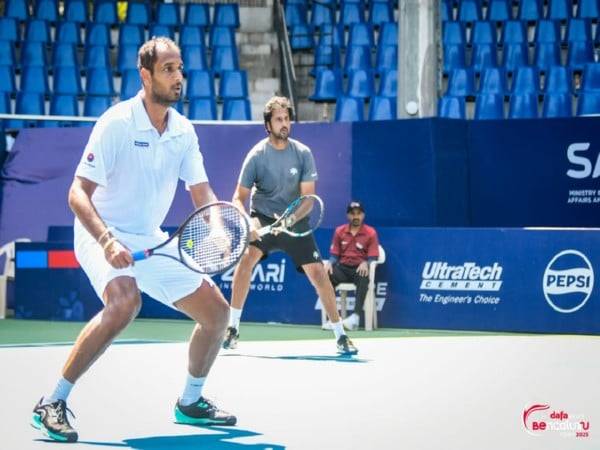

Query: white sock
[[331, 321, 345, 340], [43, 377, 74, 404], [179, 373, 206, 406], [229, 306, 242, 330]]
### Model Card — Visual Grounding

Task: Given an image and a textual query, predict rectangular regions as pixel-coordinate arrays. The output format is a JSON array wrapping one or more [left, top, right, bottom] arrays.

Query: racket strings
[[288, 196, 323, 232]]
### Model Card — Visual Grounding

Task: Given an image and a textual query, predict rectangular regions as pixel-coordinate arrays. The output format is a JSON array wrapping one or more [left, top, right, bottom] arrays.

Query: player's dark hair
[[263, 96, 294, 131], [137, 37, 180, 74]]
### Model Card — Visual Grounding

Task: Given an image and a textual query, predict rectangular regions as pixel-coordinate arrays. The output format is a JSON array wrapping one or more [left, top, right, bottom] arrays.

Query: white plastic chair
[[0, 238, 31, 318]]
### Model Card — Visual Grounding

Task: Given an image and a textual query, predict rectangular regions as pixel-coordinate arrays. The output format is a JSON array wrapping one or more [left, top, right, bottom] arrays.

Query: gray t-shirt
[[238, 137, 318, 218]]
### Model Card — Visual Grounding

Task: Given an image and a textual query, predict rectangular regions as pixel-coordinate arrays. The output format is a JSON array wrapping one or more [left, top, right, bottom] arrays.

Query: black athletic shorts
[[250, 212, 322, 271]]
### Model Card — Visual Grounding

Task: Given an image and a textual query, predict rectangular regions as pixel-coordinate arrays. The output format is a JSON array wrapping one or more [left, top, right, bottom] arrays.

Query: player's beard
[[272, 128, 289, 141], [151, 83, 181, 107]]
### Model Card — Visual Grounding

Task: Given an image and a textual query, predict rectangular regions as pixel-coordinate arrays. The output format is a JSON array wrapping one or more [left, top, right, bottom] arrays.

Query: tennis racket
[[132, 201, 250, 275], [257, 194, 324, 238]]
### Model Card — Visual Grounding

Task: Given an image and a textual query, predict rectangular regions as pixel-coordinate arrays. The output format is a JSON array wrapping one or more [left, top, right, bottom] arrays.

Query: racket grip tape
[[132, 250, 149, 261]]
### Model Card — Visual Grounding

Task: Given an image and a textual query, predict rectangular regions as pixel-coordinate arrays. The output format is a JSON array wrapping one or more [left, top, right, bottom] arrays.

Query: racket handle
[[256, 226, 271, 237], [132, 250, 149, 261]]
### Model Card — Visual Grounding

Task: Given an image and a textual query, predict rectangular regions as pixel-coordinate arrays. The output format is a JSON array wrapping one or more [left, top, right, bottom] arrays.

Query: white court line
[[1, 336, 599, 450]]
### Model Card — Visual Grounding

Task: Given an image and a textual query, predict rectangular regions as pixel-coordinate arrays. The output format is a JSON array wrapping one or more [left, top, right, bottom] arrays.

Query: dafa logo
[[543, 250, 594, 313]]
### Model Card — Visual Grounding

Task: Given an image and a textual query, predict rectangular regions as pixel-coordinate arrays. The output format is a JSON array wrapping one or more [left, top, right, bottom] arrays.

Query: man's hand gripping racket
[[256, 194, 324, 238]]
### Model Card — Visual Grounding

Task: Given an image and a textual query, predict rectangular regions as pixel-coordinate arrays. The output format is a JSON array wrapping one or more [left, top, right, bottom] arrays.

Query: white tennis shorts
[[74, 220, 213, 308]]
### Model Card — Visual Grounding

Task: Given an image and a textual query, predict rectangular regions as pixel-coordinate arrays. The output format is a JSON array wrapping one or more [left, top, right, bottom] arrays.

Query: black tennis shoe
[[174, 396, 237, 426], [222, 326, 239, 349], [337, 335, 359, 355], [31, 398, 78, 443]]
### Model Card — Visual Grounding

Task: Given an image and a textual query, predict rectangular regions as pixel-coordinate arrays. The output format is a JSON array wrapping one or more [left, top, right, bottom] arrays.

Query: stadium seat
[[533, 43, 561, 72], [344, 45, 372, 73], [120, 69, 141, 100], [446, 68, 476, 97], [310, 2, 335, 28], [126, 2, 151, 25], [368, 96, 396, 120], [117, 44, 139, 72], [311, 45, 342, 75], [0, 92, 11, 120], [518, 0, 542, 21], [577, 0, 599, 19], [53, 66, 83, 95], [21, 41, 47, 68], [547, 0, 573, 21], [458, 0, 482, 22], [218, 70, 249, 99], [65, 0, 88, 23], [369, 2, 393, 26], [21, 66, 49, 94], [83, 95, 112, 118], [542, 93, 572, 117], [84, 45, 111, 69], [156, 2, 181, 26], [0, 18, 20, 43], [34, 0, 58, 22], [471, 44, 498, 73], [502, 43, 529, 72], [544, 65, 572, 92], [340, 1, 366, 27], [119, 24, 145, 47], [318, 23, 345, 48], [149, 24, 175, 40], [52, 43, 78, 68], [443, 44, 467, 73], [511, 66, 540, 93], [438, 95, 467, 119], [25, 19, 51, 43], [474, 94, 505, 119], [180, 25, 206, 48], [186, 70, 215, 99], [11, 92, 45, 128], [346, 69, 375, 99], [182, 45, 208, 71], [0, 41, 16, 67], [378, 69, 397, 98], [375, 45, 397, 74], [443, 21, 466, 45], [508, 93, 538, 118], [348, 23, 375, 47], [46, 94, 79, 127], [93, 1, 117, 24], [5, 0, 28, 21], [188, 97, 217, 120], [309, 68, 343, 101], [335, 96, 365, 121], [577, 92, 600, 114], [184, 3, 210, 27], [471, 20, 496, 45], [290, 24, 314, 49], [211, 46, 239, 74], [86, 68, 115, 96], [486, 0, 510, 21], [222, 98, 251, 120], [86, 23, 111, 47], [56, 21, 82, 45], [378, 23, 398, 47], [567, 41, 594, 70], [566, 18, 592, 43], [213, 3, 240, 28], [582, 63, 600, 91], [286, 4, 308, 27], [0, 66, 16, 94], [534, 19, 562, 44], [501, 20, 527, 44], [441, 0, 453, 21], [479, 67, 507, 94]]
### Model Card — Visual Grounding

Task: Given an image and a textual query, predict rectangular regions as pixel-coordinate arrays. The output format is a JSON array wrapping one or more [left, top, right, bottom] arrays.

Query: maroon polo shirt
[[330, 223, 379, 266]]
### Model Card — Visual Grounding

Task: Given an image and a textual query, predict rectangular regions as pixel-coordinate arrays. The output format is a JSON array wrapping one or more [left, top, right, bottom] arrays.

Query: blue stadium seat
[[542, 93, 572, 117], [34, 0, 58, 22], [119, 24, 145, 47], [340, 1, 366, 27], [443, 21, 466, 45], [567, 41, 594, 70], [441, 0, 453, 21], [56, 21, 82, 45], [478, 67, 507, 94], [86, 23, 111, 47], [189, 97, 217, 120], [184, 3, 210, 27], [0, 41, 16, 67], [25, 19, 51, 43], [93, 1, 117, 24], [213, 3, 240, 28], [11, 92, 45, 128], [311, 45, 341, 75], [318, 23, 345, 48], [156, 2, 181, 26], [577, 0, 599, 19], [46, 94, 79, 127], [510, 66, 540, 93], [544, 65, 572, 92], [311, 2, 335, 28], [182, 45, 208, 71], [471, 44, 498, 73], [348, 23, 374, 47], [84, 45, 111, 69], [502, 43, 529, 72], [120, 69, 141, 100], [582, 63, 600, 91], [335, 96, 364, 121], [0, 92, 11, 121], [446, 68, 476, 97], [378, 22, 398, 47], [309, 68, 343, 101], [149, 24, 175, 40], [501, 20, 527, 44], [0, 18, 20, 42], [378, 69, 397, 97], [547, 0, 573, 21], [471, 21, 496, 45], [438, 96, 467, 119], [222, 99, 251, 120], [53, 66, 83, 95], [534, 43, 561, 72], [286, 4, 308, 27], [21, 42, 47, 67], [566, 18, 592, 43], [518, 0, 542, 21], [375, 45, 397, 74], [5, 0, 28, 21], [443, 44, 466, 73], [65, 0, 88, 23], [186, 70, 215, 99], [346, 69, 375, 99], [368, 96, 396, 120], [86, 68, 115, 96], [290, 24, 315, 49], [83, 95, 112, 118], [577, 92, 600, 114], [474, 94, 505, 119], [534, 19, 562, 43], [210, 26, 236, 48], [458, 0, 482, 23], [52, 43, 78, 68], [0, 66, 16, 94], [180, 25, 206, 48], [344, 45, 372, 73], [21, 66, 49, 94], [126, 2, 151, 25], [218, 70, 249, 99], [508, 93, 538, 118], [369, 2, 393, 26], [211, 46, 239, 74], [117, 44, 139, 72], [486, 0, 510, 21]]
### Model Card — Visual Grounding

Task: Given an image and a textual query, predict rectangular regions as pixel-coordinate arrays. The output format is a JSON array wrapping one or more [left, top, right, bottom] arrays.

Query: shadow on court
[[222, 353, 369, 363]]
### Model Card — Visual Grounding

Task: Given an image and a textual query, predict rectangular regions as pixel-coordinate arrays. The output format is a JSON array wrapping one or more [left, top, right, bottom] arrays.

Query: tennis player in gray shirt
[[224, 96, 358, 355]]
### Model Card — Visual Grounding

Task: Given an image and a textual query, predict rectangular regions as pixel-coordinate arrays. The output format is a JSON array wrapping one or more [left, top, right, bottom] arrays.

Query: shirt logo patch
[[356, 243, 364, 250], [290, 167, 298, 175], [134, 140, 150, 147], [86, 152, 95, 162]]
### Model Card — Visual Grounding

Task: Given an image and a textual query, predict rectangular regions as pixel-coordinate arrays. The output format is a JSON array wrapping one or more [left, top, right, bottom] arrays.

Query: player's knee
[[105, 291, 141, 327]]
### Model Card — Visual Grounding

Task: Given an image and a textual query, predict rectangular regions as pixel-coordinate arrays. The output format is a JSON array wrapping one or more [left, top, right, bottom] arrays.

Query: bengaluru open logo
[[543, 250, 594, 313]]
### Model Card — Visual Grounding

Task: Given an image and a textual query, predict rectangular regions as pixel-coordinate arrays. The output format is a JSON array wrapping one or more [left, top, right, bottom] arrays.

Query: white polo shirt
[[75, 92, 208, 235]]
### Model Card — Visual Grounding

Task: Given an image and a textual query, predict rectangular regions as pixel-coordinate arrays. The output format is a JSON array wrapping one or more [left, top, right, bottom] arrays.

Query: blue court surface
[[2, 336, 599, 450]]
